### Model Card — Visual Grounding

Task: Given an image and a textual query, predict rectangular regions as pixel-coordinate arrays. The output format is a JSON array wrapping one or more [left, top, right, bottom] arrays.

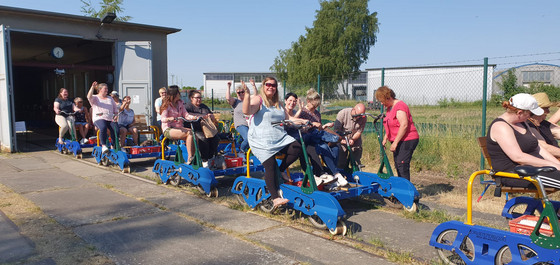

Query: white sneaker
[[335, 173, 348, 186], [101, 146, 109, 154], [202, 161, 208, 168], [314, 175, 324, 186], [320, 173, 336, 185]]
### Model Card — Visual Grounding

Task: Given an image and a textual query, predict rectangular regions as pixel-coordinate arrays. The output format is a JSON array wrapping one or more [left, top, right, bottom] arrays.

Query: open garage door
[[0, 25, 16, 152], [116, 41, 153, 125]]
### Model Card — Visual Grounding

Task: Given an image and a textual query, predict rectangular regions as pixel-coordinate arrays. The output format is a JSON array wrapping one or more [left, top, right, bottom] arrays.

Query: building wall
[[492, 63, 560, 94], [203, 73, 285, 99], [366, 65, 494, 105]]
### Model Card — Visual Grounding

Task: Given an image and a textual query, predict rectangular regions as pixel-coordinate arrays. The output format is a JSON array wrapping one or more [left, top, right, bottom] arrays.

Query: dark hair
[[285, 92, 298, 100], [57, 88, 67, 99], [188, 90, 201, 98]]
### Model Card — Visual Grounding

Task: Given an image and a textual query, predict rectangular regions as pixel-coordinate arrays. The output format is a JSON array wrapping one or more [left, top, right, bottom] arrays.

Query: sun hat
[[509, 93, 544, 116], [532, 92, 555, 108]]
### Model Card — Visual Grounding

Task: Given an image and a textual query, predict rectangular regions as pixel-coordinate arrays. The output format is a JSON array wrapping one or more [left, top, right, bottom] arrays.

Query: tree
[[81, 0, 132, 22], [270, 0, 378, 98], [497, 69, 524, 100]]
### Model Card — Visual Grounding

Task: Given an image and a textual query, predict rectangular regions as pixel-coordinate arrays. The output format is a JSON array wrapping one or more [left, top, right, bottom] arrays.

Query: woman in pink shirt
[[160, 85, 197, 164], [87, 81, 119, 153], [375, 86, 419, 181]]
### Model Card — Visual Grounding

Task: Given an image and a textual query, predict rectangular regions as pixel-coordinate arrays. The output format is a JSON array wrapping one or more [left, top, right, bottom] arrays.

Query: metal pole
[[480, 57, 488, 170], [283, 80, 286, 99], [211, 89, 214, 111], [379, 68, 385, 156], [317, 74, 321, 112]]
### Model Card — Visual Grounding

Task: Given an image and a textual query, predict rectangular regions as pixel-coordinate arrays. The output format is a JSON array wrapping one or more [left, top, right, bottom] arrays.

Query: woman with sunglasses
[[242, 76, 313, 208], [87, 82, 119, 154], [160, 85, 197, 164], [226, 81, 252, 152], [73, 97, 92, 145], [185, 90, 220, 165]]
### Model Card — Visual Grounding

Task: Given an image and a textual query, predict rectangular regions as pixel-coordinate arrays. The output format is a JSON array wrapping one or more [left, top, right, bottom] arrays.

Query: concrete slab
[[248, 226, 396, 265], [0, 210, 35, 263], [2, 157, 54, 171], [146, 192, 281, 234], [52, 160, 111, 178], [85, 172, 166, 198], [25, 186, 161, 227], [74, 212, 294, 265], [0, 160, 21, 174], [0, 169, 92, 194], [346, 209, 438, 261]]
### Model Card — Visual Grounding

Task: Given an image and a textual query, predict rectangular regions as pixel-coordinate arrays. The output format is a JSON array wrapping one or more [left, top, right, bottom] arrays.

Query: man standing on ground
[[334, 103, 367, 169]]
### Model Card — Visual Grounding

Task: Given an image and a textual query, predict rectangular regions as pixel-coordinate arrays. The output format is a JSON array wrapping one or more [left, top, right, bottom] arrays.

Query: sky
[[2, 0, 560, 88]]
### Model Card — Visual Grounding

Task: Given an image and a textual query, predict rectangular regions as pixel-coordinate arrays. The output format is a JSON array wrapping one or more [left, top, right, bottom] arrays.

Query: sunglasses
[[265, 83, 277, 88], [236, 91, 245, 94]]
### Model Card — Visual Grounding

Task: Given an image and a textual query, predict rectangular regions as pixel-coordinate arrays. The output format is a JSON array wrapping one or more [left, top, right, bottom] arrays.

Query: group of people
[[487, 92, 560, 188], [54, 82, 139, 154]]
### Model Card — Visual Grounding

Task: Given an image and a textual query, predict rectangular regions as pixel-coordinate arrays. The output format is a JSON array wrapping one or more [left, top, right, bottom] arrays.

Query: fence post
[[480, 57, 488, 170], [317, 74, 321, 112], [283, 80, 286, 99], [379, 68, 386, 159], [211, 89, 214, 111]]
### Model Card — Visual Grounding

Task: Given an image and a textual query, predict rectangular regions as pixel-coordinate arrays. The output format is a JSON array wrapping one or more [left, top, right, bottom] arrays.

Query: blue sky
[[2, 0, 560, 88]]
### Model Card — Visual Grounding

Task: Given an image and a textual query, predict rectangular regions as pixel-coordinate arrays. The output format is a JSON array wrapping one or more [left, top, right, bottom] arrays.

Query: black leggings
[[195, 132, 219, 160], [393, 139, 419, 181], [262, 141, 307, 199]]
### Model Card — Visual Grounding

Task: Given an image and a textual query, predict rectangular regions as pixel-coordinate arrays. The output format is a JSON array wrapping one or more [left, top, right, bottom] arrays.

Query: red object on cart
[[509, 215, 554, 236], [129, 146, 161, 154], [225, 156, 243, 168]]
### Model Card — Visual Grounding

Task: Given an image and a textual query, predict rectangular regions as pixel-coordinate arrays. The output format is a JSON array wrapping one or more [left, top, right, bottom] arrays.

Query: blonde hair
[[306, 88, 321, 108], [259, 76, 280, 108], [159, 87, 166, 93]]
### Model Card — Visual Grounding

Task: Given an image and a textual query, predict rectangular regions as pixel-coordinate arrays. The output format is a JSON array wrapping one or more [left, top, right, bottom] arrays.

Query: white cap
[[111, 91, 119, 96], [509, 93, 544, 116]]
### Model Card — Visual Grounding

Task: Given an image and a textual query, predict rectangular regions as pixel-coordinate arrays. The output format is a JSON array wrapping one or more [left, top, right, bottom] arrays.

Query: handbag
[[201, 117, 218, 138]]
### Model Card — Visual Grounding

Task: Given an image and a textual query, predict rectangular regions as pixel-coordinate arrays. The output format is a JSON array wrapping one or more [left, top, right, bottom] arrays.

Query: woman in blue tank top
[[242, 77, 309, 208]]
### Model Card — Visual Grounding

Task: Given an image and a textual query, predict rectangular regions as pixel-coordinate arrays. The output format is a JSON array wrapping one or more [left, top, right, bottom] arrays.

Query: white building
[[366, 65, 495, 105], [493, 63, 560, 93], [203, 72, 285, 99]]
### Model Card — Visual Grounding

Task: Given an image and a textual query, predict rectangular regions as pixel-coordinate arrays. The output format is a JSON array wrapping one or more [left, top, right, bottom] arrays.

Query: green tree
[[81, 0, 132, 22], [270, 0, 378, 99], [497, 69, 525, 100]]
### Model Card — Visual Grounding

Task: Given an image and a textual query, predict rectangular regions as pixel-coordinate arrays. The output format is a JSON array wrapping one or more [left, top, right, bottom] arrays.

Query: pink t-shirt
[[89, 95, 118, 123], [161, 100, 189, 131], [383, 100, 419, 142]]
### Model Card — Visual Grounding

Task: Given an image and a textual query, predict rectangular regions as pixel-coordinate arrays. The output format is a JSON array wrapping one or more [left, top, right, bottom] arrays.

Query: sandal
[[272, 198, 289, 207]]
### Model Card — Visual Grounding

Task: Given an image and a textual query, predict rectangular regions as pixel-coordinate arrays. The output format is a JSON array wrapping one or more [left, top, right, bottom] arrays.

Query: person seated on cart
[[160, 85, 197, 164], [242, 77, 316, 208], [333, 102, 367, 170], [487, 93, 560, 188], [54, 88, 81, 145], [526, 92, 560, 159], [226, 81, 250, 153], [298, 88, 348, 189], [284, 92, 304, 140], [73, 97, 92, 145], [185, 90, 220, 166], [117, 95, 139, 147], [87, 82, 119, 154]]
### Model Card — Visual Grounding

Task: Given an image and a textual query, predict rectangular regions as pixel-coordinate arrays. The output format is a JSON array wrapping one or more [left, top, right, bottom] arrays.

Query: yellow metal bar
[[246, 148, 252, 178], [161, 137, 168, 160], [467, 170, 543, 225], [96, 130, 100, 146]]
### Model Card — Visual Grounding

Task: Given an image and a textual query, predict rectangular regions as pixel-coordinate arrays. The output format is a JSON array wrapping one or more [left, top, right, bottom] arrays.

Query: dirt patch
[[0, 183, 114, 265]]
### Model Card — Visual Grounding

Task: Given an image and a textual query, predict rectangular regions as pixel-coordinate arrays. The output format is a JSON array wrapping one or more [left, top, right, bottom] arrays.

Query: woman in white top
[[87, 81, 119, 153]]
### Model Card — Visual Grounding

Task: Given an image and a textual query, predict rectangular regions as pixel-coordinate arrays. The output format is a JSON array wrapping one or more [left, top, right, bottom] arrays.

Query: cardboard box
[[509, 215, 554, 237]]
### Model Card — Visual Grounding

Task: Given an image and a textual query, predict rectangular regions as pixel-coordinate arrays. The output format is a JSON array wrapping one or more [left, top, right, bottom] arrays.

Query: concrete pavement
[[0, 150, 397, 265]]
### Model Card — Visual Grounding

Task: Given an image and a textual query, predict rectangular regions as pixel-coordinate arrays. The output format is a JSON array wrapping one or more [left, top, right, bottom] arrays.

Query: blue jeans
[[94, 120, 119, 147], [236, 125, 249, 152], [315, 142, 339, 175]]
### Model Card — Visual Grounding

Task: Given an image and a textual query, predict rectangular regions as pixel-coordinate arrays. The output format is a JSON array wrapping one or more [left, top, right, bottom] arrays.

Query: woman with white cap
[[487, 93, 560, 188], [526, 92, 560, 158]]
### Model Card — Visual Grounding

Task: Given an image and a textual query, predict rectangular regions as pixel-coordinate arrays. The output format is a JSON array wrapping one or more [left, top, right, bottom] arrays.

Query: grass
[[403, 209, 463, 224]]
